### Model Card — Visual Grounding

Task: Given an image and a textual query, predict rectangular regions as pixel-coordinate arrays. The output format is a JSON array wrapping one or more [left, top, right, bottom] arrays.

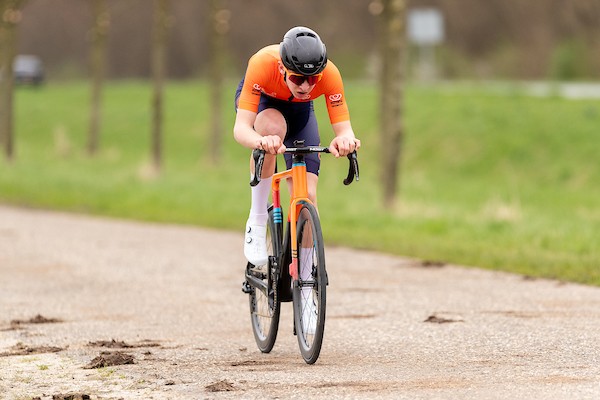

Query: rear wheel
[[292, 203, 327, 364], [248, 209, 281, 352]]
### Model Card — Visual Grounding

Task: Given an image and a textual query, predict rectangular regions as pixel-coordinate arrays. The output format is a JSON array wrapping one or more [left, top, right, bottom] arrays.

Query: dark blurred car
[[13, 55, 45, 85]]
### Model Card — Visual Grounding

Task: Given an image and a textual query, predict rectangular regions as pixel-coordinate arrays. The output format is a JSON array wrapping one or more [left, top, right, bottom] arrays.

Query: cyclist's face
[[279, 63, 315, 100]]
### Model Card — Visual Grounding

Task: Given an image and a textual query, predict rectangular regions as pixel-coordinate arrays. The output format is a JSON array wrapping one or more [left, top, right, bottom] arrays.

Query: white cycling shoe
[[244, 221, 268, 266]]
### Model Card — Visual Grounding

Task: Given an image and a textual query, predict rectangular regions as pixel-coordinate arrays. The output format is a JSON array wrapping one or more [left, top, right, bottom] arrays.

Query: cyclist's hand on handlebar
[[329, 136, 361, 158], [256, 135, 286, 155]]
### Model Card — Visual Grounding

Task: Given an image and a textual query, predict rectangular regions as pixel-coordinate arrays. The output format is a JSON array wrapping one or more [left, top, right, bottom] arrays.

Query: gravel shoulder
[[1, 205, 600, 399]]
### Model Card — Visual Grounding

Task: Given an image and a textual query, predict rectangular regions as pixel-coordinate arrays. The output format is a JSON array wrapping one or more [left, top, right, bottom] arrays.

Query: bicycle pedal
[[241, 280, 253, 294]]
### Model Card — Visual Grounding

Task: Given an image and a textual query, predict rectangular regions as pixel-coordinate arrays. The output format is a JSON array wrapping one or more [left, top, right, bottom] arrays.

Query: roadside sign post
[[408, 8, 445, 81]]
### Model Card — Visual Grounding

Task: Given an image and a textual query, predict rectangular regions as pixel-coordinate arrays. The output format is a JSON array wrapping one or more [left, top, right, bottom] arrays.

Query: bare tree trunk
[[0, 1, 9, 158], [379, 0, 406, 209], [208, 0, 229, 164], [151, 0, 169, 172], [0, 0, 25, 161], [87, 0, 109, 156]]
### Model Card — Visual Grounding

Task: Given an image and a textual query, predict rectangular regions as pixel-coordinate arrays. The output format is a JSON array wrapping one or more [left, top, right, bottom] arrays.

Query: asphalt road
[[1, 205, 600, 399]]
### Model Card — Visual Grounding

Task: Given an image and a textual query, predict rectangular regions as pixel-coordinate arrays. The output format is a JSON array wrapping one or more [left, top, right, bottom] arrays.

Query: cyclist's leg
[[235, 81, 287, 265], [305, 173, 319, 208], [235, 80, 286, 180], [247, 101, 287, 225], [253, 108, 286, 179]]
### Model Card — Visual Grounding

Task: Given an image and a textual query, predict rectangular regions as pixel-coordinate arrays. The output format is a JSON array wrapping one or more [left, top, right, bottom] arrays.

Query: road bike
[[242, 140, 359, 364]]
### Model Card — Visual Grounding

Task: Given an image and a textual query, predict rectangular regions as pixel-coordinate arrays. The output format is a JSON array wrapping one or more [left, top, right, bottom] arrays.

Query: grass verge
[[1, 80, 599, 286]]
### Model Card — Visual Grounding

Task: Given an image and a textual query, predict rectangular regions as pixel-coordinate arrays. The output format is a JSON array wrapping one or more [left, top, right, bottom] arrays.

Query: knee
[[307, 174, 318, 206], [255, 109, 286, 138], [308, 187, 318, 206]]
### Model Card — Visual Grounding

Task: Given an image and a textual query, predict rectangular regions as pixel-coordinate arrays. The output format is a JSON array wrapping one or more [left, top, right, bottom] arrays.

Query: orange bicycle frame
[[271, 159, 313, 281], [249, 145, 358, 282]]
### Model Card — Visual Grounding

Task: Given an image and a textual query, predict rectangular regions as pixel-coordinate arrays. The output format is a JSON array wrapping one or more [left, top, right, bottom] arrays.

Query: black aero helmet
[[280, 26, 327, 76]]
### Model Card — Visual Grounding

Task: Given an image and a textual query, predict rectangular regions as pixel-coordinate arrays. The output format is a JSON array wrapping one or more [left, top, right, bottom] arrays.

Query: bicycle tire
[[248, 207, 281, 353], [292, 202, 327, 364]]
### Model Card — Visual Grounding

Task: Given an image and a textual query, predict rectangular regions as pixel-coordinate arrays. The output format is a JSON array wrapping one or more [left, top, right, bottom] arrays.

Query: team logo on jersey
[[329, 93, 343, 107], [252, 83, 262, 95]]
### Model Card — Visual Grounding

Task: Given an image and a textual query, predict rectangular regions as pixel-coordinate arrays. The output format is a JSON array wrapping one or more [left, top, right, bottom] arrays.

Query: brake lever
[[250, 149, 265, 187], [343, 151, 359, 185]]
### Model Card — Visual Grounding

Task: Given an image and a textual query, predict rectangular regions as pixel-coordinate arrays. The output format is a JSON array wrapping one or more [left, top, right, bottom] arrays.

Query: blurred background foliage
[[15, 0, 600, 82]]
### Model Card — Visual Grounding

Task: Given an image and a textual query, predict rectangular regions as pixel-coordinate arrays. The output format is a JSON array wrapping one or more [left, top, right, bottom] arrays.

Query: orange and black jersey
[[237, 45, 350, 125]]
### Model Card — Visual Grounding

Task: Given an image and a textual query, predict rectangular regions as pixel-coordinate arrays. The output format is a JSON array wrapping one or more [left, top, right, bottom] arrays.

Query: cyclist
[[234, 26, 361, 267]]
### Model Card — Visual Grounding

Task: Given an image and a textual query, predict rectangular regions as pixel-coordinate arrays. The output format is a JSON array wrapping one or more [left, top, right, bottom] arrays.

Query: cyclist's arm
[[233, 109, 286, 154], [329, 120, 361, 157], [233, 109, 261, 149]]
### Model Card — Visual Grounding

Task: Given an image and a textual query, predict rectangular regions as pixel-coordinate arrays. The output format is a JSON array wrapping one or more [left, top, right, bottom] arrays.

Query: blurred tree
[[13, 0, 600, 81], [208, 0, 229, 164], [88, 0, 109, 155], [377, 0, 406, 209], [0, 0, 26, 161], [151, 0, 170, 172]]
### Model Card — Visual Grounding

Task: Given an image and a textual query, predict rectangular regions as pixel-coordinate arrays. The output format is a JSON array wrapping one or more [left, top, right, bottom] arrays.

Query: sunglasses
[[285, 68, 323, 86]]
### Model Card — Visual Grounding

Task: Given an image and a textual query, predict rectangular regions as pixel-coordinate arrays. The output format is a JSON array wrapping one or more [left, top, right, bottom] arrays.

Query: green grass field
[[1, 80, 599, 285]]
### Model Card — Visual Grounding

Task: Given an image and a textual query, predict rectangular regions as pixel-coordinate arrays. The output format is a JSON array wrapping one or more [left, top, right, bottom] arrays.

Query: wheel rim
[[294, 204, 326, 363]]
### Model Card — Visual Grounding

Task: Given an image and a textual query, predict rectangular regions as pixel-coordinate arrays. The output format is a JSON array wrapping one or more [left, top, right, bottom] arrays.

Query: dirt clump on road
[[87, 339, 161, 349], [205, 379, 237, 392], [84, 351, 135, 369], [0, 342, 64, 357], [11, 314, 64, 325]]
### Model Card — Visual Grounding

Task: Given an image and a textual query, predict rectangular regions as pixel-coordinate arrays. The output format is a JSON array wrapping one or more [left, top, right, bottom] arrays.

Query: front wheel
[[292, 203, 327, 364]]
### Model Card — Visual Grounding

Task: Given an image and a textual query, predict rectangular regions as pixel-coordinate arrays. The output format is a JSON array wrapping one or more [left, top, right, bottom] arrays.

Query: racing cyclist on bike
[[233, 26, 361, 267]]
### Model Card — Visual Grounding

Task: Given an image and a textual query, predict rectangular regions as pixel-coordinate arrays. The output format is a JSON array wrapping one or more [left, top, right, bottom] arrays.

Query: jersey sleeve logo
[[252, 83, 262, 95], [328, 93, 343, 107]]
